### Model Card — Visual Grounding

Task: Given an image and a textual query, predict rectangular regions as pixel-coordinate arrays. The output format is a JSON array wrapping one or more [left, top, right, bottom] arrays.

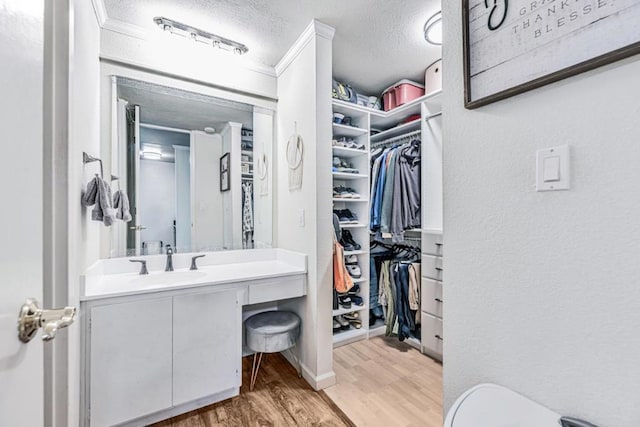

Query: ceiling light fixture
[[154, 17, 249, 55], [424, 11, 443, 45]]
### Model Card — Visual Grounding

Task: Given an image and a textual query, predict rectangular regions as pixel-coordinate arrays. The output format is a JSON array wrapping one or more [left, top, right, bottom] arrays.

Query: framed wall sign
[[220, 152, 230, 192], [463, 0, 640, 109]]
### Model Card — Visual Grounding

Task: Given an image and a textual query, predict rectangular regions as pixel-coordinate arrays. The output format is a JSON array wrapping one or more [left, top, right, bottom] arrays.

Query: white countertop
[[81, 249, 307, 301]]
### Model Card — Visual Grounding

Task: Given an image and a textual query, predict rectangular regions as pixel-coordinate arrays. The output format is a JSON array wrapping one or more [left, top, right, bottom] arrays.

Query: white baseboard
[[280, 349, 336, 390]]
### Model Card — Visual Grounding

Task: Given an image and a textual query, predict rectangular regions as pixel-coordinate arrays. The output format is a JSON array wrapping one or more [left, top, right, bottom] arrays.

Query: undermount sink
[[128, 270, 207, 287]]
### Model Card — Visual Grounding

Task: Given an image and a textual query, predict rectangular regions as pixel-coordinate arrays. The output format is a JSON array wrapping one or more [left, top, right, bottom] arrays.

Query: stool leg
[[250, 352, 263, 391], [293, 342, 302, 378]]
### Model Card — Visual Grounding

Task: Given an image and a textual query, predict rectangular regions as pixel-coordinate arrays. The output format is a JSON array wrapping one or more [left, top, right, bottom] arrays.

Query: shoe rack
[[331, 102, 371, 347], [330, 90, 443, 352]]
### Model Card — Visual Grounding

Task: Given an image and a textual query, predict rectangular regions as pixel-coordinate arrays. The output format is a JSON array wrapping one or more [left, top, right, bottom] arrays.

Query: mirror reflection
[[109, 78, 272, 257]]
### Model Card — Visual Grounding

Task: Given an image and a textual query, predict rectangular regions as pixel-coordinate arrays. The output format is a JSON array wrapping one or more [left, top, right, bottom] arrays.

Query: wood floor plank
[[150, 353, 353, 427], [324, 336, 443, 427]]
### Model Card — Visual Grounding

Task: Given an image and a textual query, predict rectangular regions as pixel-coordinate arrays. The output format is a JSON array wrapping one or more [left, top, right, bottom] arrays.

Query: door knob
[[17, 298, 76, 343]]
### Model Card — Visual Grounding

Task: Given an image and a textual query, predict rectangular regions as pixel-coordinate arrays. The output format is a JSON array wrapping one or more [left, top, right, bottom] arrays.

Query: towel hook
[[83, 152, 104, 179]]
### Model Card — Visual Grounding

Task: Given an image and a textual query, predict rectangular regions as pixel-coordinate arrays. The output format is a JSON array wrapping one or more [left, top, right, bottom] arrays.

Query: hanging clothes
[[371, 244, 421, 342], [370, 139, 421, 242], [242, 181, 254, 249]]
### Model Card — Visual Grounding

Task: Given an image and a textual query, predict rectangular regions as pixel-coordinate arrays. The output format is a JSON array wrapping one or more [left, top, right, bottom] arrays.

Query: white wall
[[252, 107, 274, 248], [67, 0, 102, 425], [221, 122, 243, 249], [100, 28, 277, 100], [190, 131, 224, 251], [174, 146, 191, 253], [138, 159, 176, 250], [275, 21, 336, 390], [443, 2, 640, 425]]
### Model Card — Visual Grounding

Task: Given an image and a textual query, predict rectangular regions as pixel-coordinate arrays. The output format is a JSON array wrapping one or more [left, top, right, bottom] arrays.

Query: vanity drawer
[[248, 275, 306, 304], [422, 254, 443, 281], [422, 232, 443, 256], [421, 278, 443, 318], [421, 312, 443, 360]]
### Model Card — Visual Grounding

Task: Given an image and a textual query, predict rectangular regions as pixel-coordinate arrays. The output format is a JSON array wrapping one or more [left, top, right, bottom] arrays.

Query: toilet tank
[[444, 384, 560, 427]]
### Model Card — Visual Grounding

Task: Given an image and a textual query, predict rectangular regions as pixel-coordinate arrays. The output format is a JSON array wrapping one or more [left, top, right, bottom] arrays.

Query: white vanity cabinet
[[83, 287, 243, 427], [172, 289, 241, 405], [89, 297, 174, 427]]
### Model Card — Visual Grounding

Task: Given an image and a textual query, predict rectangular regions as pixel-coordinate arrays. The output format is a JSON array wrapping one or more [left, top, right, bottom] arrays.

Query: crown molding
[[90, 0, 108, 26], [275, 19, 335, 77]]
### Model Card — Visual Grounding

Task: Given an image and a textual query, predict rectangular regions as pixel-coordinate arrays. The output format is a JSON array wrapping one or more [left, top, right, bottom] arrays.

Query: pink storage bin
[[393, 79, 425, 107], [382, 85, 397, 111]]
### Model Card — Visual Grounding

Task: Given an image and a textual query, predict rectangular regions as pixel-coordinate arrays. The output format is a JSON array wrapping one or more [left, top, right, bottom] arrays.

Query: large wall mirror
[[106, 76, 273, 257]]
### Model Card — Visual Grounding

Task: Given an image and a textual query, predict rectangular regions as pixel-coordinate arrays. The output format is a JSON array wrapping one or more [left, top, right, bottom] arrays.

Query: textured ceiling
[[118, 78, 253, 131], [103, 0, 442, 95]]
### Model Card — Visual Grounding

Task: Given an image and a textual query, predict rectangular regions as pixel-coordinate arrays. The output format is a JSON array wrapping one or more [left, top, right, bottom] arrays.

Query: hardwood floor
[[151, 353, 355, 427], [324, 336, 443, 427]]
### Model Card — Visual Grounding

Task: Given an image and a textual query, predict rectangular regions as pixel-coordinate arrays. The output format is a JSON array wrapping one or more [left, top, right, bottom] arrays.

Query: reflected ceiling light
[[424, 11, 443, 45], [153, 17, 249, 55], [204, 127, 216, 134], [141, 151, 162, 160]]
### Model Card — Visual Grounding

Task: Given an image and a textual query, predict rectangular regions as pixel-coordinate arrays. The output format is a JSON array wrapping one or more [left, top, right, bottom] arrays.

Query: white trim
[[100, 18, 277, 78], [90, 0, 107, 26], [275, 19, 336, 77], [280, 350, 337, 390], [102, 17, 147, 40]]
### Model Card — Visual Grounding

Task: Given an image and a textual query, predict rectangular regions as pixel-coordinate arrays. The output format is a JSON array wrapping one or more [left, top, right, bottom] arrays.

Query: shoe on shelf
[[340, 237, 357, 252], [341, 230, 361, 250], [333, 318, 342, 331], [338, 294, 352, 309], [335, 315, 350, 330], [344, 254, 359, 264], [348, 317, 362, 329], [346, 264, 362, 278], [345, 187, 361, 198], [346, 284, 361, 294], [333, 186, 354, 198], [343, 312, 359, 321], [350, 295, 364, 306], [333, 209, 359, 224]]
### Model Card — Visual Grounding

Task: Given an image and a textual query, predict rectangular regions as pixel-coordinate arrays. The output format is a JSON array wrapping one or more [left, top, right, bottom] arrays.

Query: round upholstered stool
[[245, 310, 301, 391]]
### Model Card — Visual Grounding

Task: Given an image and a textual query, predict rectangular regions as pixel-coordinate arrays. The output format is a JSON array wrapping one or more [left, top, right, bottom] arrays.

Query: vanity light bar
[[153, 17, 249, 55]]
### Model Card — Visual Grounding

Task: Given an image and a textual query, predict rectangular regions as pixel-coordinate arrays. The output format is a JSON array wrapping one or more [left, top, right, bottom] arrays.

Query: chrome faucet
[[165, 245, 174, 272]]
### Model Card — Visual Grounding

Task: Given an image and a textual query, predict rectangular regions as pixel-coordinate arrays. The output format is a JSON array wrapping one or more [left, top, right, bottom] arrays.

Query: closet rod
[[140, 123, 192, 134], [371, 129, 421, 148], [424, 111, 442, 121]]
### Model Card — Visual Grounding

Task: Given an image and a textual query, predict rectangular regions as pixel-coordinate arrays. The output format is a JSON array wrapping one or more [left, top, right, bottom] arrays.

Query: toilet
[[444, 384, 598, 427]]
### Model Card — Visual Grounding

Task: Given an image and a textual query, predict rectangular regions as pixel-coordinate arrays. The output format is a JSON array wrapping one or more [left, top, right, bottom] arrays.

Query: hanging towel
[[113, 190, 132, 222], [82, 175, 115, 226]]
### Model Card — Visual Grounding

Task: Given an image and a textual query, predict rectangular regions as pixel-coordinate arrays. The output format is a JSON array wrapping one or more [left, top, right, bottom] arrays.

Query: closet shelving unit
[[330, 90, 443, 353]]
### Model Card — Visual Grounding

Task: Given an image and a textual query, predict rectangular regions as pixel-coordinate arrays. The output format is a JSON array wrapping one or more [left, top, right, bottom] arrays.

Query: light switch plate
[[536, 145, 570, 192]]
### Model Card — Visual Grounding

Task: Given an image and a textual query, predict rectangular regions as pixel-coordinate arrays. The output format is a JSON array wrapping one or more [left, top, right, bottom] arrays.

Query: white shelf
[[332, 172, 368, 180], [333, 304, 367, 317], [241, 161, 252, 165], [332, 146, 368, 158], [343, 249, 368, 256], [241, 150, 253, 155], [332, 123, 369, 137], [332, 99, 378, 116], [369, 323, 386, 338], [339, 222, 367, 229], [370, 119, 421, 143], [370, 90, 442, 130], [333, 328, 367, 347], [351, 277, 369, 283], [242, 173, 253, 178], [333, 198, 369, 203]]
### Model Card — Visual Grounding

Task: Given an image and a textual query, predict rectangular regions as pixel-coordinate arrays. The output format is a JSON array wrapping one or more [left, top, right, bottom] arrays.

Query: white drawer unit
[[422, 232, 443, 256], [421, 277, 443, 319], [421, 312, 443, 360], [422, 254, 443, 281]]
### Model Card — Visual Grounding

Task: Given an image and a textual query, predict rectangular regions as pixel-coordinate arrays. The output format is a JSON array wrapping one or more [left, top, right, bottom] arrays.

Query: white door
[[0, 1, 45, 425]]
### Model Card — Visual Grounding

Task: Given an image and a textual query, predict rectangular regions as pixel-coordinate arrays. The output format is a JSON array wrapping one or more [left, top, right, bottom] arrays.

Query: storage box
[[425, 59, 442, 94], [383, 79, 425, 111], [393, 79, 425, 107], [382, 85, 397, 111]]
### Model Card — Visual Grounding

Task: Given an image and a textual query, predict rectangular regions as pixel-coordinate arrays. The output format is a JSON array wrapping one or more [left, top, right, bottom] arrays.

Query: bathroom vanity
[[80, 249, 306, 427]]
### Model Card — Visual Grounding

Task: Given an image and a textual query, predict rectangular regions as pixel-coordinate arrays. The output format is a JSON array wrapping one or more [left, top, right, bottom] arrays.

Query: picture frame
[[220, 153, 230, 192], [463, 0, 640, 109]]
